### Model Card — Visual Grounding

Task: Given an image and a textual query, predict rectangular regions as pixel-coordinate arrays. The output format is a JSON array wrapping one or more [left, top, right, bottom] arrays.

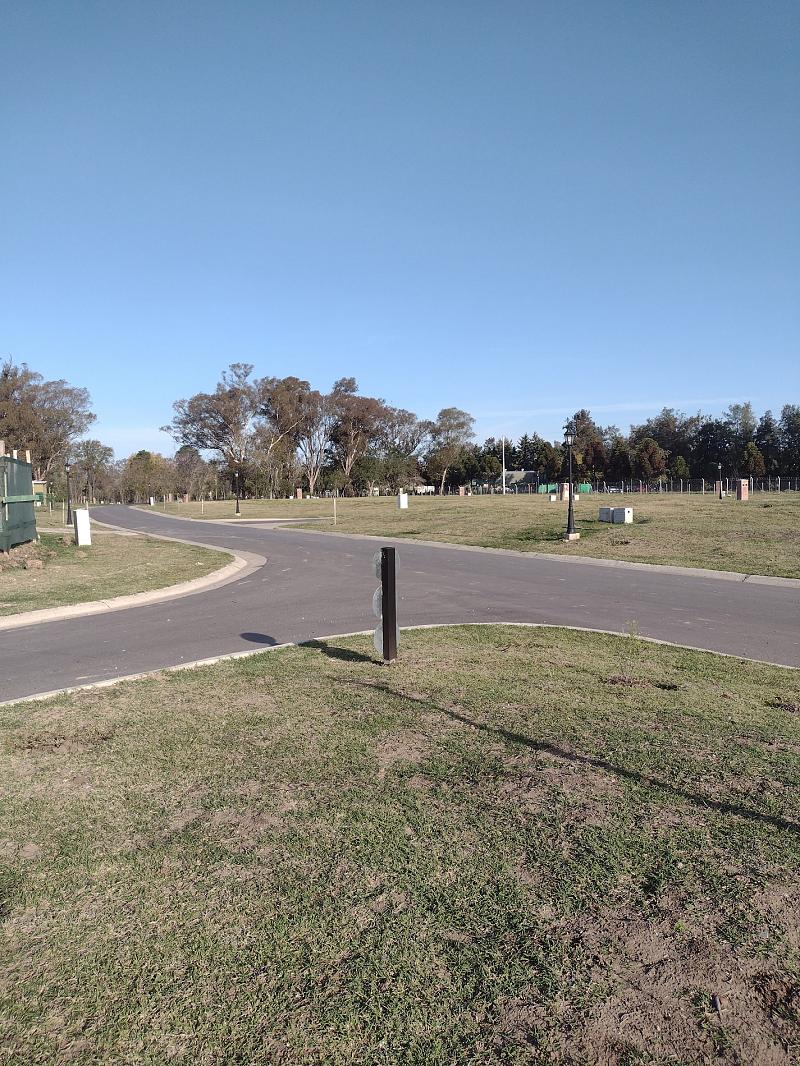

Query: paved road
[[2, 506, 798, 702]]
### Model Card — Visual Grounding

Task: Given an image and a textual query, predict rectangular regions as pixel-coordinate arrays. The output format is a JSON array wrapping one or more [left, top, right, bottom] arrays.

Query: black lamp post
[[718, 461, 723, 500], [234, 461, 241, 516], [64, 461, 73, 525], [564, 425, 577, 539]]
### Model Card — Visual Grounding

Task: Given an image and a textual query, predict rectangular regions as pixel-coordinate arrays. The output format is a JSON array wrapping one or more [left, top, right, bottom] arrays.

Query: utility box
[[612, 507, 633, 524], [598, 506, 612, 522], [73, 508, 92, 546], [0, 455, 37, 551], [295, 488, 303, 499], [559, 483, 570, 501], [549, 494, 558, 502], [397, 492, 408, 510], [736, 479, 749, 501]]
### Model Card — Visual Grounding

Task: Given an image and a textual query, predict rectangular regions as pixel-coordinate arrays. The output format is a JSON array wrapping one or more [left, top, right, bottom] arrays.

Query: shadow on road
[[240, 632, 280, 646]]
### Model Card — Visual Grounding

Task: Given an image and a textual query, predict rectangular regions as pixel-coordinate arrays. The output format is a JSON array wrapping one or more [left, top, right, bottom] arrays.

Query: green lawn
[[1, 626, 798, 1063], [152, 492, 800, 578], [0, 530, 228, 616]]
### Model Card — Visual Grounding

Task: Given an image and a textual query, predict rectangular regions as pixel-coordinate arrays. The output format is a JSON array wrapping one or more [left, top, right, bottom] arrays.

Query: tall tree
[[120, 451, 172, 503], [633, 438, 667, 479], [605, 437, 632, 481], [425, 408, 475, 494], [629, 408, 703, 465], [296, 390, 335, 495], [71, 439, 114, 502], [741, 442, 766, 477], [0, 359, 96, 479], [779, 405, 800, 473], [755, 411, 782, 474], [329, 378, 387, 494], [162, 363, 264, 469]]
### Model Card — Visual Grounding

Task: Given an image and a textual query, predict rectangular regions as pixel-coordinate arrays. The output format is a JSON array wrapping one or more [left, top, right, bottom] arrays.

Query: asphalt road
[[2, 506, 798, 703]]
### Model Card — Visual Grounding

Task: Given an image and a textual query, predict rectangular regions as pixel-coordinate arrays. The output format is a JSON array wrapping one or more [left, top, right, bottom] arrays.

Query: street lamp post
[[64, 462, 73, 525], [718, 462, 723, 500], [564, 426, 578, 540], [234, 461, 241, 516]]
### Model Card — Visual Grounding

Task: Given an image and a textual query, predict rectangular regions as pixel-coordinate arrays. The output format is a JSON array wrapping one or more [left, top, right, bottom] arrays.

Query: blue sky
[[2, 1, 798, 457]]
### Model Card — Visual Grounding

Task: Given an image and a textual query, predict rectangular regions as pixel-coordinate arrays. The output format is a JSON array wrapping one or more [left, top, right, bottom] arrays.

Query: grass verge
[[151, 494, 800, 578], [1, 625, 798, 1063], [0, 531, 229, 617]]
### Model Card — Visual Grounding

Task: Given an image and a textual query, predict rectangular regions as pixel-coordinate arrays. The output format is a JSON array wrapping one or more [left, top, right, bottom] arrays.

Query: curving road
[[2, 505, 799, 703]]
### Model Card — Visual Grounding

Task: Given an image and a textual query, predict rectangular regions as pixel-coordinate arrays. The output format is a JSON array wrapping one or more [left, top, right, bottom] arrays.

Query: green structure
[[0, 456, 37, 552]]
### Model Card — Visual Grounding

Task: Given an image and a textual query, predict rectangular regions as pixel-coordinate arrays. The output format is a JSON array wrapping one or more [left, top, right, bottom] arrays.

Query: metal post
[[566, 445, 576, 536], [235, 464, 241, 516], [502, 436, 506, 494], [718, 463, 723, 500], [65, 468, 72, 525], [381, 547, 398, 662]]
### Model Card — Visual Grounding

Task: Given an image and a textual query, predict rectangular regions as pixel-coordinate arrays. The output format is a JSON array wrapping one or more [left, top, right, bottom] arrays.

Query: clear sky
[[2, 1, 798, 457]]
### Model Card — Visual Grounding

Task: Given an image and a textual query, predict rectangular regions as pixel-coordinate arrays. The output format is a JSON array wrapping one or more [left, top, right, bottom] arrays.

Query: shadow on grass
[[303, 639, 376, 664], [344, 679, 799, 835]]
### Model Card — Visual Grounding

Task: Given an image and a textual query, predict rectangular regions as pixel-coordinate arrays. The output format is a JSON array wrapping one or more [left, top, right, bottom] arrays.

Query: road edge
[[2, 621, 796, 708], [0, 523, 267, 632]]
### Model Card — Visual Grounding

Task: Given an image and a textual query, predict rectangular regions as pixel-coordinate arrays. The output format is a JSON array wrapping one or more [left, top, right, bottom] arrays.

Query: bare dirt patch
[[375, 729, 430, 781], [753, 882, 800, 953], [8, 727, 114, 755], [501, 901, 799, 1064], [0, 540, 49, 572], [501, 750, 623, 827]]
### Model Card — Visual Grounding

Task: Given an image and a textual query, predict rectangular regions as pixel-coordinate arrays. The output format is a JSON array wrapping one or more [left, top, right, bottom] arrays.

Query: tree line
[[2, 358, 799, 503]]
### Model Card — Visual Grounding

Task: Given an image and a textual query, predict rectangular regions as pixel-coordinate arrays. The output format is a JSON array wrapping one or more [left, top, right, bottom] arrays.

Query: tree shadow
[[341, 679, 799, 836]]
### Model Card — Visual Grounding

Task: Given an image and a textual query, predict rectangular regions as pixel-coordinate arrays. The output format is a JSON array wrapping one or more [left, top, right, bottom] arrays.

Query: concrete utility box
[[736, 479, 749, 501], [397, 492, 408, 509], [549, 494, 558, 502], [295, 488, 303, 499], [559, 483, 570, 501], [73, 508, 92, 546], [149, 496, 155, 506], [598, 506, 612, 522], [612, 507, 633, 524]]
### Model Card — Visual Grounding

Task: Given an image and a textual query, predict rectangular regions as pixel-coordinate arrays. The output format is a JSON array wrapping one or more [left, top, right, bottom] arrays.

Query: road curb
[[0, 524, 267, 632], [276, 525, 800, 588], [2, 621, 796, 708], [124, 506, 800, 587]]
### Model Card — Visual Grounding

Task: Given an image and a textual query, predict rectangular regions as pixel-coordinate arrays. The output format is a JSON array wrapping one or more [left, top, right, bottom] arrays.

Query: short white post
[[333, 497, 337, 525]]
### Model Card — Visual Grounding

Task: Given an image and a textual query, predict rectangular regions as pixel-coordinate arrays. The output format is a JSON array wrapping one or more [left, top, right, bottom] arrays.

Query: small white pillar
[[397, 492, 408, 509], [73, 508, 92, 546]]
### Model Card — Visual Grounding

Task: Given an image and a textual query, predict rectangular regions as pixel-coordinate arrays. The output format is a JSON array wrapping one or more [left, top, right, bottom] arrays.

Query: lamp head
[[564, 426, 575, 448]]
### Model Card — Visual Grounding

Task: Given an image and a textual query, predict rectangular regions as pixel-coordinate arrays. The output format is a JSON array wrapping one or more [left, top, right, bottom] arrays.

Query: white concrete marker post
[[73, 508, 92, 546], [397, 492, 408, 510]]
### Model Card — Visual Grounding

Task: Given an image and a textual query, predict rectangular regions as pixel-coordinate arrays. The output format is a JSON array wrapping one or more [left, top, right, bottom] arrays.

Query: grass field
[[152, 492, 800, 578], [0, 529, 228, 617], [1, 625, 798, 1063]]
